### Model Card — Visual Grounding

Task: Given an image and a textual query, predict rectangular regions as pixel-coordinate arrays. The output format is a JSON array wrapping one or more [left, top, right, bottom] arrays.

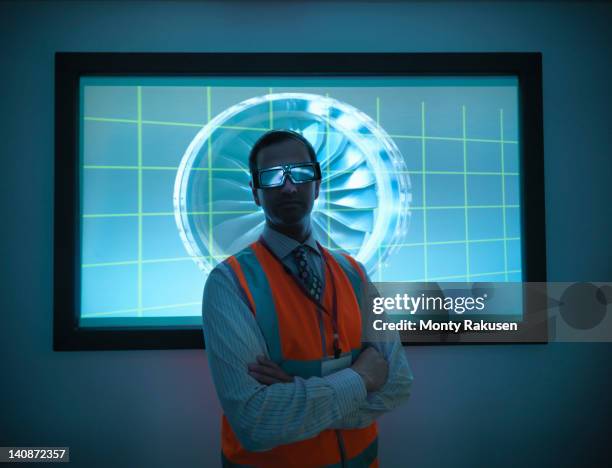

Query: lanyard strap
[[257, 235, 342, 359], [317, 241, 341, 359]]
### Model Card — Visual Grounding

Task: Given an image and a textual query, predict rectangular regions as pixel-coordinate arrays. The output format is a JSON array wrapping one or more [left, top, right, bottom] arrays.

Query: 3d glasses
[[252, 162, 322, 189]]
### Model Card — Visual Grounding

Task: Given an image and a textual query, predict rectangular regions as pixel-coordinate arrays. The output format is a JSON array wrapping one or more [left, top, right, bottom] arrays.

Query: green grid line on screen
[[78, 76, 523, 327]]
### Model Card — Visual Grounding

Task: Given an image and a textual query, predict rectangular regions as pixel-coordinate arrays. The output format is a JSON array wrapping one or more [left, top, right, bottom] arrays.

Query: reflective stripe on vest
[[221, 240, 378, 467]]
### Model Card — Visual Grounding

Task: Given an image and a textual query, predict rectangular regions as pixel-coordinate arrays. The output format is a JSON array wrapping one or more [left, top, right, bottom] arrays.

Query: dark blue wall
[[1, 1, 611, 467]]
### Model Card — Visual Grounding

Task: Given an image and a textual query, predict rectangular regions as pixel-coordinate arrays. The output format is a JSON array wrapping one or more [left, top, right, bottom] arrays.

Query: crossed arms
[[202, 263, 414, 452]]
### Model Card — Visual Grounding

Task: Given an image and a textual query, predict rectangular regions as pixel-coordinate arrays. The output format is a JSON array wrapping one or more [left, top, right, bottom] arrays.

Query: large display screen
[[79, 76, 522, 328]]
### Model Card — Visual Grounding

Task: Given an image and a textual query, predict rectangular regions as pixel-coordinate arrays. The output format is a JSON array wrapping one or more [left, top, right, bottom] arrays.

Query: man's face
[[249, 138, 320, 226]]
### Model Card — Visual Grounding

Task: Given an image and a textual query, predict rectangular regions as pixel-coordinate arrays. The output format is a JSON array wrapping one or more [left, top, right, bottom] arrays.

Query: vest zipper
[[335, 430, 347, 468]]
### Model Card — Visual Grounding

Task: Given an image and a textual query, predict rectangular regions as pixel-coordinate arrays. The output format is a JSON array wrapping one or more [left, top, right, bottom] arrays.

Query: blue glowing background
[[79, 76, 522, 327]]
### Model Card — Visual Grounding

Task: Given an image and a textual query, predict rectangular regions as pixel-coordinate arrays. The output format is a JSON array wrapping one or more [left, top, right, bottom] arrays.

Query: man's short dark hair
[[248, 129, 317, 176]]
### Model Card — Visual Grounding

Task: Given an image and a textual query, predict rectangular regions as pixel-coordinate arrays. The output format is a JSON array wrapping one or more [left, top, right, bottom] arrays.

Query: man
[[202, 129, 413, 467]]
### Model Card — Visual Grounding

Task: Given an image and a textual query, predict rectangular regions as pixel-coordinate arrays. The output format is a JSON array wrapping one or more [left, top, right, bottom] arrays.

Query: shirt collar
[[261, 223, 322, 260]]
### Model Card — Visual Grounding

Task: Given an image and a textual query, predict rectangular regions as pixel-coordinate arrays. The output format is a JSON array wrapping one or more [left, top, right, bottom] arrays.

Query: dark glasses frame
[[252, 162, 322, 189]]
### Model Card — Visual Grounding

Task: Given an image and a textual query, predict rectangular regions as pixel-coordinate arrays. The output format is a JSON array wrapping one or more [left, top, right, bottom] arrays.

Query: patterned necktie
[[292, 245, 323, 301]]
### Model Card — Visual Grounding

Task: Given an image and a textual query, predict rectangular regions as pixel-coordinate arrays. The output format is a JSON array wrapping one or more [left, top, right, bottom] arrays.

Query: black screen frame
[[54, 52, 546, 350]]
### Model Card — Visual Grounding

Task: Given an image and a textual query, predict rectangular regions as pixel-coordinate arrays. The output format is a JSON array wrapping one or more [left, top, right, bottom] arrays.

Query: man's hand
[[351, 346, 389, 393], [248, 355, 295, 385]]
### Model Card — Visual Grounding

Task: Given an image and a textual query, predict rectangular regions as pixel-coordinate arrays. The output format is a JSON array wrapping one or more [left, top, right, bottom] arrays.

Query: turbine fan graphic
[[174, 93, 412, 277]]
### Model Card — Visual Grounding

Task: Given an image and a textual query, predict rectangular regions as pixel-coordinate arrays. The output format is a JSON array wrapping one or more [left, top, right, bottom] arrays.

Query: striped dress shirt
[[202, 223, 413, 452]]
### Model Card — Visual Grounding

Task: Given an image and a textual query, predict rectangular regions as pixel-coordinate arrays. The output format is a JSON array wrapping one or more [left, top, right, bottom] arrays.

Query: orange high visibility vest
[[221, 239, 378, 468]]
